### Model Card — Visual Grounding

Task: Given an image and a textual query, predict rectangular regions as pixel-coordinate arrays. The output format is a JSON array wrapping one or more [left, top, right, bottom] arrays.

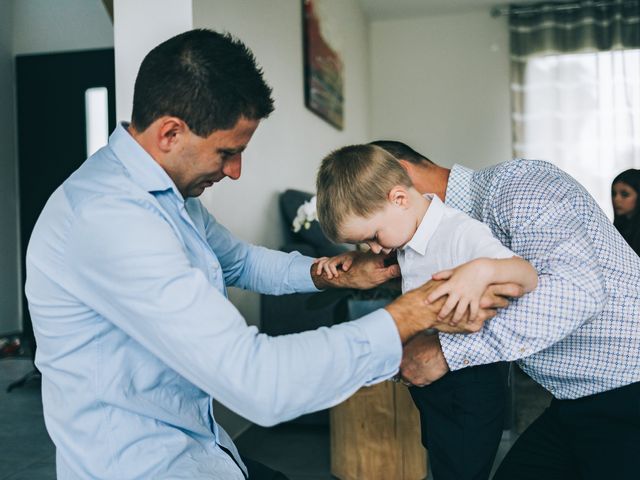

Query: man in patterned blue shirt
[[373, 141, 640, 480]]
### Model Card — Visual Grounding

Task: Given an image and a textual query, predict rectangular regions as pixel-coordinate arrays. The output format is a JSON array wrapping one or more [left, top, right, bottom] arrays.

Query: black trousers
[[242, 456, 289, 480], [219, 444, 289, 480], [493, 380, 640, 480], [410, 362, 508, 480]]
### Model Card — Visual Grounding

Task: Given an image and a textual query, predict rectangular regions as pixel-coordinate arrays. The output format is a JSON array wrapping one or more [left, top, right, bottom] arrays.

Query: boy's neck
[[410, 189, 431, 233]]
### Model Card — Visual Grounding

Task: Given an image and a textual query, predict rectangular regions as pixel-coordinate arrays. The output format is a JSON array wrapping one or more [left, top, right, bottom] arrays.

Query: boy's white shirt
[[397, 194, 515, 294]]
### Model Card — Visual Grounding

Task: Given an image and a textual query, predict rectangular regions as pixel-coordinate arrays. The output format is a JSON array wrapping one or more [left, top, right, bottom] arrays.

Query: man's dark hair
[[368, 140, 433, 165], [131, 29, 274, 136]]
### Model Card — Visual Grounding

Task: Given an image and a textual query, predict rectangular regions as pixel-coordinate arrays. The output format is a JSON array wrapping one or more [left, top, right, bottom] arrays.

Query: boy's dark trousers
[[409, 362, 509, 480], [493, 380, 640, 480]]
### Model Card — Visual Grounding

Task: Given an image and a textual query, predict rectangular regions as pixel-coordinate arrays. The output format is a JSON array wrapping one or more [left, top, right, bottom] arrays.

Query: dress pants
[[409, 362, 508, 480], [242, 456, 289, 480], [493, 380, 640, 480]]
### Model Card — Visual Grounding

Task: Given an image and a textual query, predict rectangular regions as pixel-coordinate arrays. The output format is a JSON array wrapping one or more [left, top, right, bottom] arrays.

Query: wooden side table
[[330, 381, 427, 480]]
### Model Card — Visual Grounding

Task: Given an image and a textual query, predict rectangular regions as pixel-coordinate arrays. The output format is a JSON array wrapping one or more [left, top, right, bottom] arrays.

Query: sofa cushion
[[280, 189, 350, 257]]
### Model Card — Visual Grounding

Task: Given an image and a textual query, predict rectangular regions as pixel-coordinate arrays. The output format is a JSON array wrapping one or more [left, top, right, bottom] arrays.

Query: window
[[85, 87, 109, 157], [517, 49, 640, 216]]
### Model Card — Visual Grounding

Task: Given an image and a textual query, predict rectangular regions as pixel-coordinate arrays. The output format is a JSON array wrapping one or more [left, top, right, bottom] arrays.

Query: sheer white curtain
[[515, 49, 640, 216], [509, 1, 640, 217]]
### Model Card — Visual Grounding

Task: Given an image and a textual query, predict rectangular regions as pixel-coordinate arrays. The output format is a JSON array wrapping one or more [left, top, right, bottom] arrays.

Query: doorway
[[15, 48, 116, 357]]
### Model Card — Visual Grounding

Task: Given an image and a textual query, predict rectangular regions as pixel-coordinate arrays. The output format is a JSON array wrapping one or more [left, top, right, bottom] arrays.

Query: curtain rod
[[491, 0, 639, 17]]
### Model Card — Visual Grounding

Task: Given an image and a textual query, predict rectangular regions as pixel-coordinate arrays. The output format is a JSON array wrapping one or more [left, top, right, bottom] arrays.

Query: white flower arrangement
[[292, 195, 318, 232]]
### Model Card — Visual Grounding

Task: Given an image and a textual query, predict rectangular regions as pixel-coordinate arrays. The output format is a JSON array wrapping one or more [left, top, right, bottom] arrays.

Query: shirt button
[[463, 359, 470, 366], [519, 347, 526, 353]]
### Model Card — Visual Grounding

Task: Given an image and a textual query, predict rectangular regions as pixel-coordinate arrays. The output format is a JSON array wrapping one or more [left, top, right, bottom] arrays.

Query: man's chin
[[187, 184, 211, 198]]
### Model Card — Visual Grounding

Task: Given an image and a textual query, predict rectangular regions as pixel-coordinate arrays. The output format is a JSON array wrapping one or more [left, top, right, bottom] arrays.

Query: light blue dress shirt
[[441, 160, 640, 399], [25, 123, 401, 479]]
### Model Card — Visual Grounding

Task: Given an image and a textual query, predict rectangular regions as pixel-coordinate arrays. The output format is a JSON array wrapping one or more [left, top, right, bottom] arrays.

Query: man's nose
[[224, 155, 242, 180]]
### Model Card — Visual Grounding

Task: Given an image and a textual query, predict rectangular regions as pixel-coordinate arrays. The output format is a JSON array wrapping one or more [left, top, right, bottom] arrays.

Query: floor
[[0, 359, 55, 480], [0, 357, 550, 480]]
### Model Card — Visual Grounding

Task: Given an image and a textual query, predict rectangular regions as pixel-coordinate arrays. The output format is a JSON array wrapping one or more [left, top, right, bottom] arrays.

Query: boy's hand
[[313, 252, 356, 279], [428, 259, 495, 325]]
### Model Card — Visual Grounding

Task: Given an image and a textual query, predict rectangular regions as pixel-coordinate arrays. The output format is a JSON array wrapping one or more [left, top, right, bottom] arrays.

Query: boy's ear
[[388, 185, 409, 207]]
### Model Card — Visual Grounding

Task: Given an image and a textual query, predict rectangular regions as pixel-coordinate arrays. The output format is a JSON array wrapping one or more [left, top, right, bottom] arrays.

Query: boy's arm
[[427, 218, 538, 324], [427, 256, 537, 324], [466, 257, 538, 292]]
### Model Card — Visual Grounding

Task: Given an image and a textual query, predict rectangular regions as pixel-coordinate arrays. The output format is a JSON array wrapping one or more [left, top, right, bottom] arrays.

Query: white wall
[[192, 0, 371, 437], [193, 0, 371, 327], [0, 0, 113, 336], [0, 0, 20, 335], [113, 0, 193, 121], [370, 10, 511, 170], [13, 0, 113, 55]]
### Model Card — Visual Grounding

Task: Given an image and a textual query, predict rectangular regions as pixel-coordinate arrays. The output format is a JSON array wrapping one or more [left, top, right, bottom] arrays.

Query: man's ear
[[388, 185, 409, 207], [156, 117, 188, 153], [398, 159, 414, 175]]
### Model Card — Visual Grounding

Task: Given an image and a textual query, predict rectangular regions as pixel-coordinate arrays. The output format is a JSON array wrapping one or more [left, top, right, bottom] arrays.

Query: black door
[[16, 48, 116, 356]]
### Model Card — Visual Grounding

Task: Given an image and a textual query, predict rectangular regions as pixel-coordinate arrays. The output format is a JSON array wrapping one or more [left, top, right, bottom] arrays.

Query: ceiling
[[357, 0, 541, 20]]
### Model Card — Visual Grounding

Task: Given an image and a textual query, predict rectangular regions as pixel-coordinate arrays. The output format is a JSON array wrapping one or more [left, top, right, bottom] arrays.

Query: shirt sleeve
[[454, 216, 516, 263], [192, 200, 318, 295], [440, 166, 607, 369], [64, 196, 402, 426]]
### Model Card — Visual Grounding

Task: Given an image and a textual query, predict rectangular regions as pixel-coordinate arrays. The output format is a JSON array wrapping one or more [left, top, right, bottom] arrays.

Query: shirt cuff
[[350, 308, 402, 385], [289, 254, 320, 293], [438, 332, 490, 371]]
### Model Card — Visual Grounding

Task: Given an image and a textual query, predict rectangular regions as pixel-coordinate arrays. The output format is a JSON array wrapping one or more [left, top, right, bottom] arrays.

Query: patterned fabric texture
[[440, 160, 640, 399]]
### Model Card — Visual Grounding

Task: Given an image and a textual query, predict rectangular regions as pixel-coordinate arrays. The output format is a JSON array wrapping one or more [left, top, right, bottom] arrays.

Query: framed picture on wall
[[302, 0, 344, 130]]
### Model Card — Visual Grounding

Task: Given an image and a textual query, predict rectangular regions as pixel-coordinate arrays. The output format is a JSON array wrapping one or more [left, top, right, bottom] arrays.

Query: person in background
[[612, 169, 640, 256]]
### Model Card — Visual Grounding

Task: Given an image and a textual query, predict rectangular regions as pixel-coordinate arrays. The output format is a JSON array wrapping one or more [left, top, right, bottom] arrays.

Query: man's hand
[[311, 251, 399, 290], [395, 282, 526, 385], [399, 334, 449, 386], [385, 279, 502, 343], [481, 283, 524, 309]]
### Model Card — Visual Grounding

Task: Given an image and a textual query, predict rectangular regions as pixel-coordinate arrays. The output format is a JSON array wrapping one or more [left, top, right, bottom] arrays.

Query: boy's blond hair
[[316, 144, 413, 242]]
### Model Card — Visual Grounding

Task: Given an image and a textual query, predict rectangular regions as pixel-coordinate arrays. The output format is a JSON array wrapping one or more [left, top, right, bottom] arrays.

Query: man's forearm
[[385, 299, 439, 343], [439, 273, 604, 370]]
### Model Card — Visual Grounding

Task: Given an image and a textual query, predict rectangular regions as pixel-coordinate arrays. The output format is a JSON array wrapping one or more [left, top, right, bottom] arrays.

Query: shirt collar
[[108, 122, 184, 200], [403, 194, 446, 256], [445, 163, 474, 213]]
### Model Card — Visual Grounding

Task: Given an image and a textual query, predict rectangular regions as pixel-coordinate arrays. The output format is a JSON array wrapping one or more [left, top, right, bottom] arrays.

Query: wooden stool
[[330, 381, 427, 480]]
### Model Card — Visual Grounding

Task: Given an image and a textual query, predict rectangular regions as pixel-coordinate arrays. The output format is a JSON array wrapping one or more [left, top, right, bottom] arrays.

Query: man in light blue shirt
[[25, 31, 508, 479]]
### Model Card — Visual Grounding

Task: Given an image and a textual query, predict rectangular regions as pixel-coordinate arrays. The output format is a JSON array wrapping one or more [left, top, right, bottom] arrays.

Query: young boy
[[314, 144, 538, 478]]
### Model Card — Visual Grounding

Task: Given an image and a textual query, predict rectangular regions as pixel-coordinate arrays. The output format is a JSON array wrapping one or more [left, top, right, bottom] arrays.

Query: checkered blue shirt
[[439, 160, 640, 399]]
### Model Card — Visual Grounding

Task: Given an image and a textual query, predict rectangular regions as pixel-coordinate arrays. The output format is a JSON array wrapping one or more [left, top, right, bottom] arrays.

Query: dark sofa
[[259, 189, 350, 424]]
